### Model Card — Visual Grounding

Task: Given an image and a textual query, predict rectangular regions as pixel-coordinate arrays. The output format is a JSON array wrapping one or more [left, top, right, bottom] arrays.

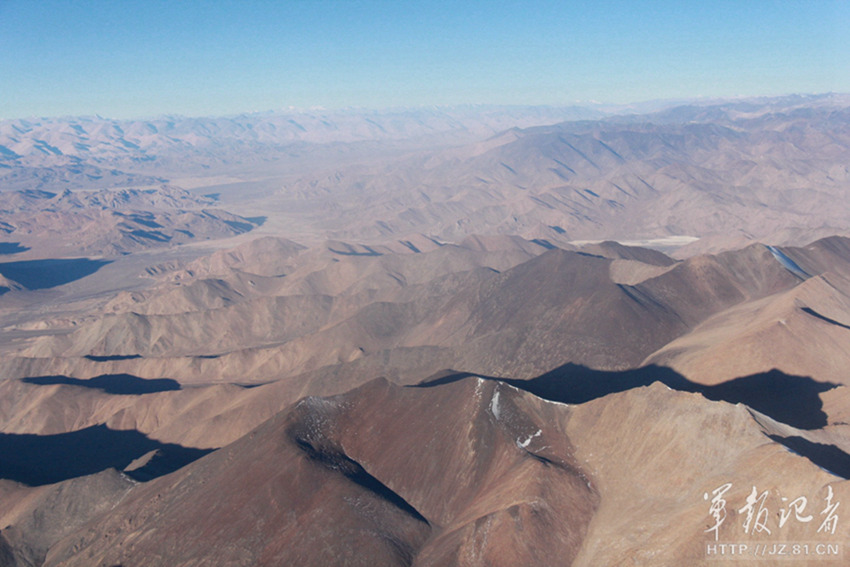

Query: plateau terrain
[[1, 95, 850, 566]]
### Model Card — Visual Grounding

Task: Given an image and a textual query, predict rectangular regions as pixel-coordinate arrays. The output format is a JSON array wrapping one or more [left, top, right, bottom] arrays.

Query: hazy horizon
[[2, 92, 848, 124], [1, 1, 848, 120]]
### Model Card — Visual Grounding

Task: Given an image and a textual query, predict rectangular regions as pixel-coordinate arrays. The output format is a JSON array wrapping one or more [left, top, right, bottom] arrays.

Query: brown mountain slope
[[416, 242, 804, 377], [0, 377, 263, 448], [413, 248, 686, 375], [565, 381, 850, 565], [1, 237, 816, 391], [0, 237, 843, 455], [0, 236, 545, 381], [0, 470, 133, 567], [179, 234, 307, 278], [644, 272, 850, 387], [779, 235, 850, 280], [42, 377, 598, 567], [38, 377, 850, 567], [4, 241, 538, 381], [637, 236, 850, 425], [579, 239, 677, 266]]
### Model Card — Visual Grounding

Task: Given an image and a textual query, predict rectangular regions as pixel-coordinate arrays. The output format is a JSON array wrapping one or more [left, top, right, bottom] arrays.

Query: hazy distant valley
[[2, 95, 850, 566]]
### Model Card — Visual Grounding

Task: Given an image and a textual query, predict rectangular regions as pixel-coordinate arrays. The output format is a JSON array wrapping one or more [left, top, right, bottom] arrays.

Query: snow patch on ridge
[[474, 376, 485, 402], [517, 429, 542, 449], [766, 245, 811, 279], [490, 389, 501, 420]]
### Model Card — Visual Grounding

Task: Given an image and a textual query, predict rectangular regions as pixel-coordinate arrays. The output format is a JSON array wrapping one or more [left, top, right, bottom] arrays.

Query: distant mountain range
[[2, 94, 845, 165], [0, 105, 609, 167], [3, 94, 849, 256], [270, 94, 850, 254], [0, 185, 258, 259]]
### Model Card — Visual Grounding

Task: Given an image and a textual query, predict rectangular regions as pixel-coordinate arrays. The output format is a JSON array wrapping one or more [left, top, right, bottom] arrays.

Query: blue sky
[[1, 0, 848, 119]]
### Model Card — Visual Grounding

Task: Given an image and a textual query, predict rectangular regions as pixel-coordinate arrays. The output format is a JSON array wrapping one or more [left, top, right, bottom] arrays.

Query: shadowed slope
[[22, 374, 180, 395], [0, 258, 110, 289], [768, 435, 850, 479], [420, 364, 837, 430], [641, 260, 850, 426], [0, 425, 211, 486], [801, 306, 850, 330], [0, 375, 284, 450], [421, 367, 850, 480], [0, 243, 29, 255]]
